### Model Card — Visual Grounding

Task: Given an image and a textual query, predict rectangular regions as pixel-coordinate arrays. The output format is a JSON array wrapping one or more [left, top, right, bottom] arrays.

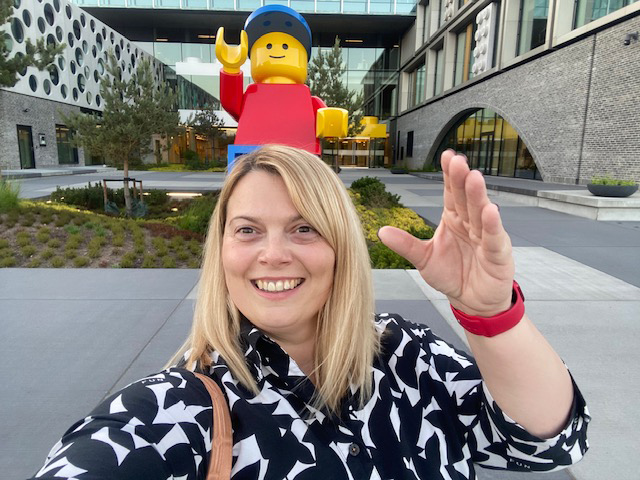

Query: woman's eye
[[297, 225, 315, 234], [237, 227, 255, 235]]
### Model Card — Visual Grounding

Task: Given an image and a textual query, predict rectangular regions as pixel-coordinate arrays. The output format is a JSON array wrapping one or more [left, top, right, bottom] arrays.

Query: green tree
[[187, 104, 225, 165], [0, 0, 65, 88], [64, 51, 178, 216], [307, 36, 364, 137]]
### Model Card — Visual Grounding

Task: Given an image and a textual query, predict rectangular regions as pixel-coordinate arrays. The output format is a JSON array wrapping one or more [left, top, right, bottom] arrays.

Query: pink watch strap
[[450, 281, 525, 337]]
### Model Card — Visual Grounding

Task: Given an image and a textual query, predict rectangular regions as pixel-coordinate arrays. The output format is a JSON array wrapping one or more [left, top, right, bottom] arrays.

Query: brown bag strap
[[194, 373, 233, 480]]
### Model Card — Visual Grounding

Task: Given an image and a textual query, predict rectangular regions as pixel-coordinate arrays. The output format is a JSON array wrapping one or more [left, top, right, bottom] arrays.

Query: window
[[422, 2, 431, 43], [407, 131, 414, 157], [433, 47, 444, 96], [454, 23, 476, 86], [432, 108, 542, 179], [408, 60, 426, 107], [574, 0, 638, 28], [517, 0, 549, 56], [56, 125, 79, 165]]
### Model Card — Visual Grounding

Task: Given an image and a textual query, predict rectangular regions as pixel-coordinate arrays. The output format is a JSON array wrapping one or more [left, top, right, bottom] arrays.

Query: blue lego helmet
[[244, 5, 312, 59]]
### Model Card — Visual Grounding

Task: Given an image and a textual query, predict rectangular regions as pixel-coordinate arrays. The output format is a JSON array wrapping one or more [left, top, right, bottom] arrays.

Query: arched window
[[432, 108, 542, 180]]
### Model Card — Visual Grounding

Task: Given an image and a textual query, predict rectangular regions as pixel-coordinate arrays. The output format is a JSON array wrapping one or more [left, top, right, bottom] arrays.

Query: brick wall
[[0, 90, 86, 170], [397, 15, 640, 184]]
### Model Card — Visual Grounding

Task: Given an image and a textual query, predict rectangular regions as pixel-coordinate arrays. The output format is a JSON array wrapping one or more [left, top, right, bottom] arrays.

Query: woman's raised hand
[[378, 150, 514, 317]]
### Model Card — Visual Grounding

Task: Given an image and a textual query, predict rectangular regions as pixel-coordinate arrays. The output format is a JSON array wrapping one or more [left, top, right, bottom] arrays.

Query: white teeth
[[255, 278, 302, 292]]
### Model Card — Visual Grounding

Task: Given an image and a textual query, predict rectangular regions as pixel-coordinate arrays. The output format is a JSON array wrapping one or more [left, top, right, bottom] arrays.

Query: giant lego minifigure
[[216, 5, 347, 159]]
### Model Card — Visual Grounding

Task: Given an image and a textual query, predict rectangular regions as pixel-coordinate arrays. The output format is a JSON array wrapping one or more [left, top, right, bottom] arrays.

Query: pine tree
[[63, 51, 178, 216], [307, 36, 364, 137], [187, 104, 225, 165], [0, 0, 65, 88]]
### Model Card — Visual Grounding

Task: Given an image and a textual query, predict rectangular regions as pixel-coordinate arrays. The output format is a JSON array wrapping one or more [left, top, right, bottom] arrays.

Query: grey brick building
[[393, 0, 640, 184]]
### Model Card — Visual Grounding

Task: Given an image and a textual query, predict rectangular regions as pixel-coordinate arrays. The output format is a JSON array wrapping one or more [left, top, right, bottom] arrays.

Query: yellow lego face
[[250, 32, 308, 84]]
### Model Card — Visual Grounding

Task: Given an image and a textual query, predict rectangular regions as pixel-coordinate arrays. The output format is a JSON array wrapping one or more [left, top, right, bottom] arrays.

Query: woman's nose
[[258, 234, 293, 265]]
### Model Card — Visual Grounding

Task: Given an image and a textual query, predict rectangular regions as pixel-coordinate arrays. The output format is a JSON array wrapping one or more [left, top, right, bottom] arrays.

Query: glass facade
[[409, 60, 425, 107], [70, 0, 417, 14], [574, 0, 638, 28], [432, 108, 542, 180], [56, 125, 79, 164], [433, 47, 444, 96], [517, 0, 549, 56]]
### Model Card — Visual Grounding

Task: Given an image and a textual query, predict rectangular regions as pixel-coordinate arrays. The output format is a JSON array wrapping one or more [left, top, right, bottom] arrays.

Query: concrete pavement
[[1, 168, 639, 479]]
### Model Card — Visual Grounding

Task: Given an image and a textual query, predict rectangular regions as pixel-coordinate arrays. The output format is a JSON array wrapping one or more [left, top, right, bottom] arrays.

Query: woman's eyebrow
[[228, 214, 305, 224]]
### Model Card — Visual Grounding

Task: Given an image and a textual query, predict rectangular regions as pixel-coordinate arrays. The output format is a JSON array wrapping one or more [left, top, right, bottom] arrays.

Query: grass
[[0, 179, 20, 213]]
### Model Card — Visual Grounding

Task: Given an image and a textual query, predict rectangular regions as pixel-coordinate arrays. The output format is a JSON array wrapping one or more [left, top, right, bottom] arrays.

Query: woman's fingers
[[443, 153, 471, 225], [440, 150, 457, 213], [465, 169, 490, 241], [378, 226, 430, 270]]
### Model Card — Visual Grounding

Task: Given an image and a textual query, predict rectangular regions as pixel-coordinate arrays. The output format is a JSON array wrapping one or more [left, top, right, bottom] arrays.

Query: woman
[[31, 145, 589, 479]]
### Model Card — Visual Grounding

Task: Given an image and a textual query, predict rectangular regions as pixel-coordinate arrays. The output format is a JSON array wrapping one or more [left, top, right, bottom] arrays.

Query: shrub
[[20, 213, 35, 227], [176, 250, 189, 261], [74, 256, 90, 267], [0, 178, 20, 212], [368, 242, 414, 269], [48, 238, 62, 248], [21, 245, 37, 257], [162, 256, 176, 268], [50, 256, 65, 268], [188, 239, 202, 256], [112, 234, 125, 247], [51, 183, 108, 210], [88, 246, 101, 259], [183, 149, 202, 170], [590, 176, 637, 186], [0, 239, 9, 248], [175, 195, 217, 234], [120, 252, 136, 268], [64, 250, 78, 259], [187, 258, 201, 269], [0, 247, 11, 258], [350, 177, 402, 208], [55, 214, 71, 227], [16, 235, 30, 247], [36, 227, 51, 243], [41, 248, 54, 259], [0, 256, 17, 267], [141, 254, 156, 268], [27, 258, 42, 268]]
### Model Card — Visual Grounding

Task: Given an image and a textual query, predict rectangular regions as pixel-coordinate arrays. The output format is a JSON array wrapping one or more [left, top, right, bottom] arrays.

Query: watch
[[450, 281, 525, 337]]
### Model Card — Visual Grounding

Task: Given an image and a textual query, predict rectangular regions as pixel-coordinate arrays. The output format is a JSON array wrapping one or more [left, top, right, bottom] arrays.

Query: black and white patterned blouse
[[31, 314, 590, 479]]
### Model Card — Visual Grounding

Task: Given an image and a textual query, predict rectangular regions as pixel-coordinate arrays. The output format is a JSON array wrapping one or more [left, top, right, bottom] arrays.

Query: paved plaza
[[1, 168, 639, 479]]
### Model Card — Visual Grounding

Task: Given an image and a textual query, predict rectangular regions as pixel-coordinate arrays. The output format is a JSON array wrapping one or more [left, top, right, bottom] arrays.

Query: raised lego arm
[[215, 27, 248, 74]]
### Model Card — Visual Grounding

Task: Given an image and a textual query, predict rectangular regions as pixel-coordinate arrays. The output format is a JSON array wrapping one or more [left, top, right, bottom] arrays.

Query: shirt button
[[349, 443, 360, 456]]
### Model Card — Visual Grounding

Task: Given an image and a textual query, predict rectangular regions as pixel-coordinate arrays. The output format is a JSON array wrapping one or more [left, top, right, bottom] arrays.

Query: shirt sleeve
[[29, 368, 214, 480], [408, 318, 590, 472]]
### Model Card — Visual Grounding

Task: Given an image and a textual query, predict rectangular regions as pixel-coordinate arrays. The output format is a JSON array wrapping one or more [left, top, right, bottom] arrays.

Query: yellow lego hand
[[316, 108, 348, 138], [216, 27, 248, 74]]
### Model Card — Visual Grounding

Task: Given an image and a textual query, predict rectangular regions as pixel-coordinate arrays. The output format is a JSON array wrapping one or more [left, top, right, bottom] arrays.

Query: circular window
[[95, 33, 103, 51], [55, 26, 62, 42], [61, 84, 68, 98], [46, 34, 56, 47], [13, 0, 20, 8], [28, 75, 37, 92], [102, 27, 106, 38], [82, 40, 88, 54], [77, 75, 85, 92], [119, 39, 124, 49], [97, 58, 105, 75], [70, 60, 76, 74], [67, 32, 74, 47], [11, 18, 24, 43], [95, 95, 101, 107], [65, 4, 71, 18], [110, 32, 114, 44], [37, 17, 45, 34], [92, 45, 97, 58], [86, 91, 92, 104], [75, 48, 83, 66], [22, 10, 31, 27], [80, 14, 86, 27], [93, 69, 98, 82], [115, 44, 120, 60], [90, 19, 95, 32], [44, 4, 54, 25], [53, 0, 60, 11], [43, 79, 51, 94], [49, 65, 59, 85], [72, 88, 78, 101], [57, 55, 65, 70], [15, 52, 27, 75], [73, 20, 81, 40], [83, 65, 90, 78], [130, 54, 136, 67]]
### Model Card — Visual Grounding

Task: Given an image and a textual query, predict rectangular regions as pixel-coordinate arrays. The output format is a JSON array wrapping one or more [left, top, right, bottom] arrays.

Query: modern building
[[2, 0, 639, 183], [395, 0, 640, 184]]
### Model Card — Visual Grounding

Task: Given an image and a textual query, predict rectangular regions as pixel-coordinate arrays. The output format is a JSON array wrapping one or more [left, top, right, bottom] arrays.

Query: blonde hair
[[169, 145, 379, 414]]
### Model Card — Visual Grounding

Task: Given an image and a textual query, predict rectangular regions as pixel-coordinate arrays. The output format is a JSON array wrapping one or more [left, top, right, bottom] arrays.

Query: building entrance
[[17, 125, 35, 169]]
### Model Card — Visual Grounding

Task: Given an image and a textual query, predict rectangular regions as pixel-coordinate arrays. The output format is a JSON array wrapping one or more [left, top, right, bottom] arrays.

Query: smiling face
[[250, 32, 308, 84], [222, 170, 335, 345]]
